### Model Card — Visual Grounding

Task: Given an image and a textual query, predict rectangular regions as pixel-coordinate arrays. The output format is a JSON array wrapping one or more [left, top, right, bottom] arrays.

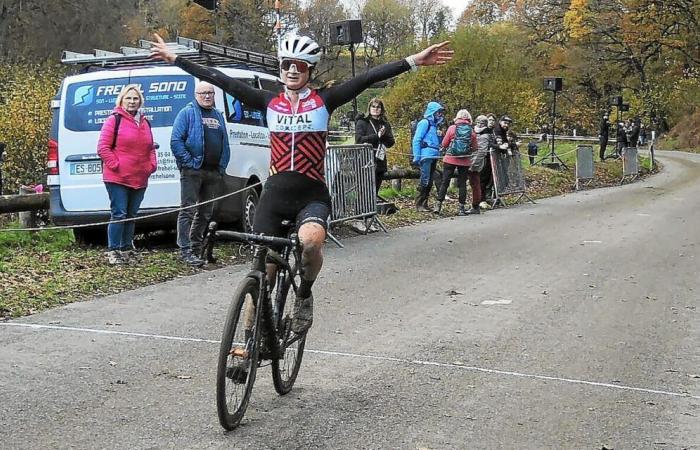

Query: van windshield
[[64, 75, 195, 131]]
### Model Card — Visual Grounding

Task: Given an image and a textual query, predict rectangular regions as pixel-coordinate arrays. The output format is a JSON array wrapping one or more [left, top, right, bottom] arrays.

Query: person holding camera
[[411, 101, 445, 212], [355, 98, 395, 195]]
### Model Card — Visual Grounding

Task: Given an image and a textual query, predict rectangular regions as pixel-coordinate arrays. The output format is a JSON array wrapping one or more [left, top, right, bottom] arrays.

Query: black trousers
[[437, 163, 468, 204], [599, 137, 608, 160], [479, 157, 493, 200]]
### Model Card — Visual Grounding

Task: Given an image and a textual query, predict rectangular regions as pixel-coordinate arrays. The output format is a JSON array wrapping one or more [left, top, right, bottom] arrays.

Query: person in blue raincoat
[[411, 101, 445, 212]]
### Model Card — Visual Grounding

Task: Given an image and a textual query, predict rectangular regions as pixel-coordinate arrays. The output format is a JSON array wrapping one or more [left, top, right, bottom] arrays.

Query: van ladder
[[61, 37, 279, 74]]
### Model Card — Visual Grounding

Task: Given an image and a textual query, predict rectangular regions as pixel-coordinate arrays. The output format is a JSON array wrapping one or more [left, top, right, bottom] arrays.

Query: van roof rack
[[61, 36, 279, 74]]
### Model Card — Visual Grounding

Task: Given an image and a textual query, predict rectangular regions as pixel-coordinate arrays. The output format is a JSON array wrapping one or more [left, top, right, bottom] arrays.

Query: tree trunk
[[0, 192, 50, 214]]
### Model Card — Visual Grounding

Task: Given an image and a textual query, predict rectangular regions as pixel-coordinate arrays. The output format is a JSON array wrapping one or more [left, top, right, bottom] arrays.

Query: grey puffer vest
[[470, 126, 493, 172]]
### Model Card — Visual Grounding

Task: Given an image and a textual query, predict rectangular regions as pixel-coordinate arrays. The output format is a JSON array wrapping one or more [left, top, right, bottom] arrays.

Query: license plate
[[70, 161, 102, 175]]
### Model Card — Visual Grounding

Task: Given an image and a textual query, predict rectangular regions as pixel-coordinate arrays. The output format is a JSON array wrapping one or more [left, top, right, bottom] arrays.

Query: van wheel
[[73, 227, 107, 247], [238, 187, 259, 233]]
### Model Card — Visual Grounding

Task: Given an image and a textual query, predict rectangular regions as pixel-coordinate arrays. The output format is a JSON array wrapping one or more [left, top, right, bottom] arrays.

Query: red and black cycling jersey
[[174, 57, 410, 183]]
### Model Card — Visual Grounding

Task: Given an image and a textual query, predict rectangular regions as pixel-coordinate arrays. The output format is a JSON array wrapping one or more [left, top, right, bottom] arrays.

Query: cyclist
[[151, 33, 453, 334]]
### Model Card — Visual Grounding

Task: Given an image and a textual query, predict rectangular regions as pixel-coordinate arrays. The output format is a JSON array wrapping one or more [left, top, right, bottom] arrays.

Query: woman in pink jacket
[[97, 84, 157, 264], [435, 109, 480, 216]]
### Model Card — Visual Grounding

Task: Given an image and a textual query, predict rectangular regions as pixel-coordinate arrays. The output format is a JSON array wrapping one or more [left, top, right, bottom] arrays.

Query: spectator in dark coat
[[599, 113, 610, 161], [628, 117, 641, 147], [527, 140, 539, 165], [478, 113, 497, 206], [616, 122, 628, 157], [355, 97, 395, 196]]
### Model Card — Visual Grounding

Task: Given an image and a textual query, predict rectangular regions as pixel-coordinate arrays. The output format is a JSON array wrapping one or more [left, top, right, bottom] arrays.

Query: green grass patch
[[0, 222, 251, 318], [0, 221, 74, 260]]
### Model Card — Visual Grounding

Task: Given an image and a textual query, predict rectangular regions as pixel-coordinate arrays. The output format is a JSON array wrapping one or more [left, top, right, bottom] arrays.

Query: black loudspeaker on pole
[[193, 0, 217, 10], [536, 77, 567, 169], [329, 20, 363, 46], [329, 20, 363, 119]]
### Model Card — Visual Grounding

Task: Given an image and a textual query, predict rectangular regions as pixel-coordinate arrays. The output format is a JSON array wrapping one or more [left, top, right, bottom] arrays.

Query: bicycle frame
[[209, 223, 304, 359]]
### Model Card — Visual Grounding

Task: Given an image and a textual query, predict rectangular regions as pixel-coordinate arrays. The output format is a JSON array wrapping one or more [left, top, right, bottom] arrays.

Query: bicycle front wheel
[[271, 261, 307, 395], [216, 276, 261, 430]]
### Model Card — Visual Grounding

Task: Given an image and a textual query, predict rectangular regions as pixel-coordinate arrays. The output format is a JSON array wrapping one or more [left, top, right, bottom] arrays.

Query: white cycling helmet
[[278, 33, 322, 66]]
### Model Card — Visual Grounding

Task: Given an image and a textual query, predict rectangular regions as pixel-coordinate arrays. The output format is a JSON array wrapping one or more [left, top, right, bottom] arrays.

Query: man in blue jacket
[[171, 81, 230, 266], [412, 101, 445, 212]]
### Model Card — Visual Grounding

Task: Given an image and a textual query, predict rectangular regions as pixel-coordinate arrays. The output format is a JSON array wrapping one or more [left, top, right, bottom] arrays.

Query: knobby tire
[[271, 261, 307, 394], [216, 276, 262, 430]]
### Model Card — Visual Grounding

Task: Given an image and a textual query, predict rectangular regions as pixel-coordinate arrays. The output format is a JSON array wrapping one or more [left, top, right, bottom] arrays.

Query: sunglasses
[[280, 59, 311, 73]]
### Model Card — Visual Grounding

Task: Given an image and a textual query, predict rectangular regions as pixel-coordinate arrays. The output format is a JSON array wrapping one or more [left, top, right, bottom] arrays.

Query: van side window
[[224, 79, 264, 127], [259, 78, 284, 94]]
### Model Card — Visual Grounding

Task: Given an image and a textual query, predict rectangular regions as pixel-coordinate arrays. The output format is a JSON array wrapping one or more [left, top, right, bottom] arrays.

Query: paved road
[[1, 151, 699, 450]]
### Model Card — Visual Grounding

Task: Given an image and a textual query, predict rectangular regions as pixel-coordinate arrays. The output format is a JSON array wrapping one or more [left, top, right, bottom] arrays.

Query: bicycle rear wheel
[[271, 260, 307, 394], [216, 276, 261, 430]]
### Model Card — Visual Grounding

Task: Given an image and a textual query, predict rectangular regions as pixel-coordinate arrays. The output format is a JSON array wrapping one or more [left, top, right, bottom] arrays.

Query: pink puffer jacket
[[97, 106, 157, 189]]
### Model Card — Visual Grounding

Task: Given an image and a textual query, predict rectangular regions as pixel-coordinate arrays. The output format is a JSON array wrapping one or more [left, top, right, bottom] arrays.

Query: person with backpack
[[97, 84, 157, 265], [355, 98, 395, 196], [435, 109, 479, 215], [411, 101, 445, 212]]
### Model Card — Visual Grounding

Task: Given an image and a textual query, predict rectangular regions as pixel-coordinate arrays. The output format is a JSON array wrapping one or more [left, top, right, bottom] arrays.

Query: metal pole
[[350, 43, 357, 120], [0, 142, 5, 195], [616, 104, 621, 155], [550, 90, 556, 163], [274, 0, 282, 48]]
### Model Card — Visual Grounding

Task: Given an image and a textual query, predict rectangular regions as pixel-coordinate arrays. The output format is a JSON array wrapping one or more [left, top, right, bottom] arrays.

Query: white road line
[[0, 322, 221, 344], [3, 322, 698, 400]]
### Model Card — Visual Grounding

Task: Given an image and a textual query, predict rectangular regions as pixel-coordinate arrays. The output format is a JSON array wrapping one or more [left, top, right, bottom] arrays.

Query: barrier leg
[[326, 228, 344, 249], [365, 214, 388, 234]]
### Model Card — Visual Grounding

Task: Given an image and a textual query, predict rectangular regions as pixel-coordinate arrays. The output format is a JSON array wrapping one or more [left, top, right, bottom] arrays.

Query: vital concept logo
[[72, 85, 95, 107]]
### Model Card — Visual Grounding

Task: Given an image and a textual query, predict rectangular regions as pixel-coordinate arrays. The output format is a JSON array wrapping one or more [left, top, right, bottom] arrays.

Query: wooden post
[[18, 186, 37, 228], [390, 165, 402, 192]]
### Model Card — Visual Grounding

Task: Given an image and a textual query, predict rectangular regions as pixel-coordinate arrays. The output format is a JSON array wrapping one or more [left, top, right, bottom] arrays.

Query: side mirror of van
[[153, 142, 160, 150]]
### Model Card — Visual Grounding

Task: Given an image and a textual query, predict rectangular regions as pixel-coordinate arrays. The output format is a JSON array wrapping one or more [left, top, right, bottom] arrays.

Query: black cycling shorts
[[253, 171, 331, 238]]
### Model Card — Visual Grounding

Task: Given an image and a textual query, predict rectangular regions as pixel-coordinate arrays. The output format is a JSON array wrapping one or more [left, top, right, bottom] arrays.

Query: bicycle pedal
[[226, 365, 249, 384]]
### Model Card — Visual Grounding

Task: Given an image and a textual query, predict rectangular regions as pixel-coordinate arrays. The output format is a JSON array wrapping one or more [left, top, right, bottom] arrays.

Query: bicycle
[[208, 221, 307, 430]]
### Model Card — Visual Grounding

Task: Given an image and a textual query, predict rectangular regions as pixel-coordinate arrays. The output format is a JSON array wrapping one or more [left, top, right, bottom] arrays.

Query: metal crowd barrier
[[575, 145, 595, 190], [324, 144, 386, 247], [489, 150, 534, 206]]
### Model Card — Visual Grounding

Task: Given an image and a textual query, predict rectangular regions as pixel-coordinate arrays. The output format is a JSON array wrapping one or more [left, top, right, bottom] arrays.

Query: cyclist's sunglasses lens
[[280, 59, 310, 73]]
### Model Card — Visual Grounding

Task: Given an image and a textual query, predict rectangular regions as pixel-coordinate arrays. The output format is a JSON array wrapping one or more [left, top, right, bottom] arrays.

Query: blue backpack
[[447, 123, 473, 156]]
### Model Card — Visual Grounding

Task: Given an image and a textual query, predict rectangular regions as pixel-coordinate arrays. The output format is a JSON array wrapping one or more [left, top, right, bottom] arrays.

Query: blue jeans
[[104, 182, 146, 251], [419, 158, 437, 188]]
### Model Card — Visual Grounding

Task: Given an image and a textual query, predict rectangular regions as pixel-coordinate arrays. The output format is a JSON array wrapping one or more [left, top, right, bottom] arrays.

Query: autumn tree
[[360, 0, 415, 66], [411, 0, 451, 42], [297, 0, 347, 47], [0, 0, 139, 61]]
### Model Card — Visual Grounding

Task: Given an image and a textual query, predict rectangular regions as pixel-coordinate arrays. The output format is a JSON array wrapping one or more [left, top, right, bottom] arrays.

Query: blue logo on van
[[73, 86, 94, 106]]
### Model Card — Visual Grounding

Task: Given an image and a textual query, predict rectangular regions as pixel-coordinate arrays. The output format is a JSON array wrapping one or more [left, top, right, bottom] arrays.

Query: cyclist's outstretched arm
[[322, 41, 453, 112], [150, 33, 274, 112], [322, 60, 411, 112]]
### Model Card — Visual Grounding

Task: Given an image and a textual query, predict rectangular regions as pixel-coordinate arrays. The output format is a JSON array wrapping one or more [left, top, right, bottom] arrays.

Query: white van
[[48, 43, 282, 243]]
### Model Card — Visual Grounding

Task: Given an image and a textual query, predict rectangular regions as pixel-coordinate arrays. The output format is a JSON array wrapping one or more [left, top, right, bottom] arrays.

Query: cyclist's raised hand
[[411, 41, 453, 67], [149, 33, 177, 64]]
